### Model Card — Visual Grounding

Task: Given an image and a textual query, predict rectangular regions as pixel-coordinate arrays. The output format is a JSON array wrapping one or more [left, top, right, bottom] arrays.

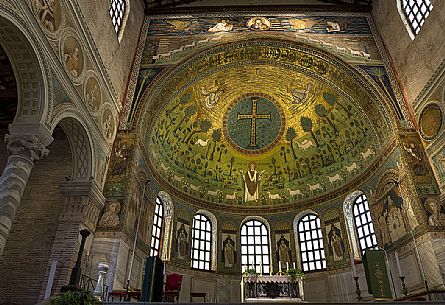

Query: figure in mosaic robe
[[328, 224, 345, 261], [64, 47, 80, 77], [240, 162, 263, 202], [36, 0, 56, 31], [177, 224, 188, 259], [223, 235, 236, 268]]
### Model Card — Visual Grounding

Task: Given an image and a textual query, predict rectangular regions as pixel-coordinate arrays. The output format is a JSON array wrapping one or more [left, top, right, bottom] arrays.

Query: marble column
[[0, 134, 49, 256]]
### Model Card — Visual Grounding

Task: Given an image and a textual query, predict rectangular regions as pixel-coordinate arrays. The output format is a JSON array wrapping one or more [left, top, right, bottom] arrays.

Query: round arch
[[240, 216, 272, 274], [51, 112, 94, 181], [292, 209, 324, 271], [137, 38, 401, 136], [241, 215, 271, 233], [343, 190, 366, 261], [194, 209, 218, 271], [136, 38, 402, 213], [0, 7, 50, 124]]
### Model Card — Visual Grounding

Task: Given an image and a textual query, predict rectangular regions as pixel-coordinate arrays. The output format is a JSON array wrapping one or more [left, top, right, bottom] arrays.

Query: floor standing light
[[61, 229, 91, 292], [69, 229, 91, 287]]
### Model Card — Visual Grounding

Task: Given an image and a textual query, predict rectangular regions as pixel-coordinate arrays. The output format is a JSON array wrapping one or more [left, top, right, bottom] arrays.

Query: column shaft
[[0, 134, 48, 256]]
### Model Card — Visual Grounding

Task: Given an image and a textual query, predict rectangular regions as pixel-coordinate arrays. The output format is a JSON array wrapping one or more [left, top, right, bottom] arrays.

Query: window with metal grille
[[109, 0, 126, 34], [399, 0, 433, 37], [191, 214, 212, 270], [353, 194, 378, 254], [298, 214, 326, 272], [149, 197, 164, 257], [240, 220, 270, 275]]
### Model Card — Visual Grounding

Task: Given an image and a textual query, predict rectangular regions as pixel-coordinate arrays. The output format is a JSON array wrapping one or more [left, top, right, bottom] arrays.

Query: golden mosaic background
[[140, 40, 394, 207]]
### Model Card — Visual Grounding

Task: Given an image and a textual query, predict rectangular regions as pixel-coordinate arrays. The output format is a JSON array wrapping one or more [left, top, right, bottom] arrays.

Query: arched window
[[398, 0, 433, 38], [149, 197, 164, 257], [191, 214, 212, 270], [298, 214, 326, 272], [240, 220, 270, 275], [109, 0, 127, 34], [353, 193, 378, 254]]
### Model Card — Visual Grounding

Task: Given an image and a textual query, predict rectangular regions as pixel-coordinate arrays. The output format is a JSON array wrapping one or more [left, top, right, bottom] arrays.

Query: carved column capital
[[59, 181, 106, 231], [5, 134, 49, 162]]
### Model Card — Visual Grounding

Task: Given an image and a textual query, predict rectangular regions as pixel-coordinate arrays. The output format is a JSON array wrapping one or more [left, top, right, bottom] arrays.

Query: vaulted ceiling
[[140, 39, 393, 211], [126, 1, 407, 213], [0, 45, 17, 129]]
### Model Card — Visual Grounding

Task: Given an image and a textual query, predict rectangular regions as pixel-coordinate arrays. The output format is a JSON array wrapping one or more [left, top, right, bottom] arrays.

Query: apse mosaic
[[142, 40, 394, 207], [224, 94, 284, 155], [123, 12, 412, 133]]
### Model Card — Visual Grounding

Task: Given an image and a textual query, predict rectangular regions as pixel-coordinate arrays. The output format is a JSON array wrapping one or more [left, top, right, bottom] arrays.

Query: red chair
[[164, 273, 183, 302]]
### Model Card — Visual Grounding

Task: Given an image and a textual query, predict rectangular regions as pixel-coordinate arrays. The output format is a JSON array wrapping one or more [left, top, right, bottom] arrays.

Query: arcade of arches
[[0, 0, 445, 304]]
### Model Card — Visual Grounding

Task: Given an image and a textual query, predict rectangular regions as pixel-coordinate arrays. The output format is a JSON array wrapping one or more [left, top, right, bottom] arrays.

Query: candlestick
[[286, 262, 289, 270], [353, 276, 362, 302], [395, 252, 403, 277], [279, 260, 282, 272], [399, 276, 408, 298], [260, 258, 263, 275], [293, 262, 296, 269]]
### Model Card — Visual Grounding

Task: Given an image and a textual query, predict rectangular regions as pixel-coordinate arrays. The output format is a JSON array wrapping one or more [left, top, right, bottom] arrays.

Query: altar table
[[241, 274, 304, 303]]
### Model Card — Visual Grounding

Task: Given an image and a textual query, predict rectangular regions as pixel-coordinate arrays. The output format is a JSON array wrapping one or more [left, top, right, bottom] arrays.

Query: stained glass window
[[353, 194, 378, 254], [149, 197, 164, 257], [400, 0, 433, 37], [240, 220, 270, 275], [191, 214, 212, 270], [298, 214, 326, 272], [109, 0, 126, 34]]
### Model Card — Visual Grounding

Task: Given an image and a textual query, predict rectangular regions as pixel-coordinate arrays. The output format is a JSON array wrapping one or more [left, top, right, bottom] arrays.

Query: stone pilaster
[[0, 134, 49, 256], [159, 191, 174, 262], [39, 180, 105, 299]]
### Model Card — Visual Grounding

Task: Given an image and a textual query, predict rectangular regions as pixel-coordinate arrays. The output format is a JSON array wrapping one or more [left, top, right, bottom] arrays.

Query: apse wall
[[97, 9, 445, 302]]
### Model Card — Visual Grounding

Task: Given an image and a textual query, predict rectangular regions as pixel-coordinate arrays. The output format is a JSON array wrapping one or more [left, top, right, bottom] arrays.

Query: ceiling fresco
[[139, 39, 396, 208]]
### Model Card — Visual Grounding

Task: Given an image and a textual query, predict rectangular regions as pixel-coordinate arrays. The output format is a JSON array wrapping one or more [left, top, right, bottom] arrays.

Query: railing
[[80, 274, 109, 300]]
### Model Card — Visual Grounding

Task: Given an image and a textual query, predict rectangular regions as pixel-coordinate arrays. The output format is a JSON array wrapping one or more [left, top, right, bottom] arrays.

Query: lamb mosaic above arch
[[137, 39, 399, 210]]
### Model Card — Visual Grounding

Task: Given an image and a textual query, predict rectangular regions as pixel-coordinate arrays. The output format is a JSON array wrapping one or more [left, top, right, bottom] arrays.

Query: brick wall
[[0, 127, 72, 305], [372, 0, 445, 104], [77, 0, 145, 103]]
